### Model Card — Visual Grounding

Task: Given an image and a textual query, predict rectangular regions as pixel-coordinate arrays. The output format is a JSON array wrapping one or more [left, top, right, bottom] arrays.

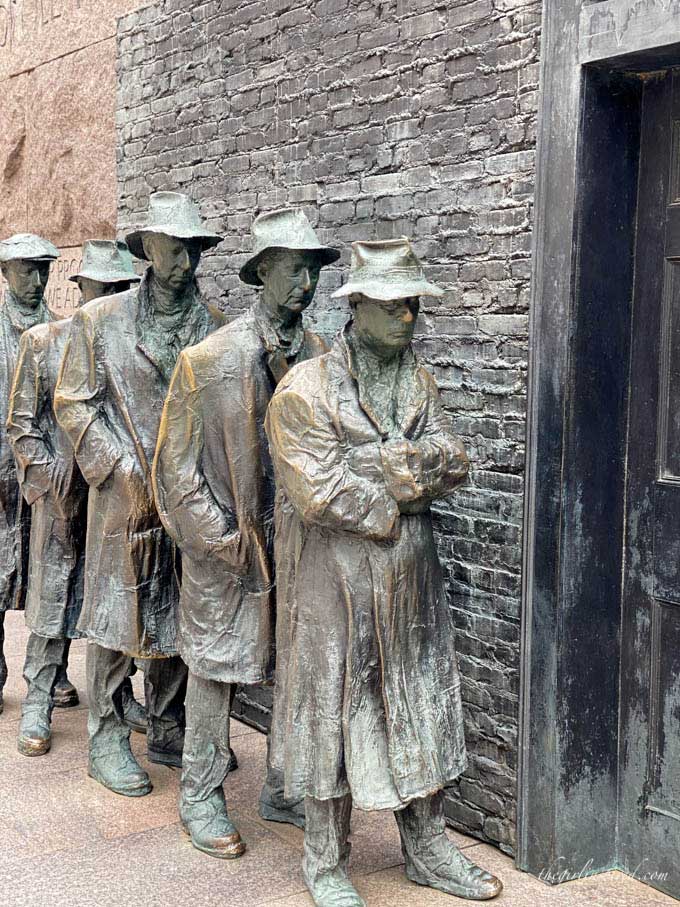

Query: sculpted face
[[353, 295, 420, 358], [142, 233, 202, 291], [77, 277, 132, 304], [257, 250, 322, 325], [2, 259, 51, 308]]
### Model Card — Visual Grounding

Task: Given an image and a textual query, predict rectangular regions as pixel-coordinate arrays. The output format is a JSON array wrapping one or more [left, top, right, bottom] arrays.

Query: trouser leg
[[120, 659, 147, 733], [395, 791, 503, 900], [86, 642, 151, 796], [0, 612, 7, 708], [181, 674, 233, 809], [22, 632, 67, 716], [259, 729, 305, 828], [179, 672, 244, 859], [302, 795, 364, 907], [55, 638, 72, 684], [53, 638, 80, 708], [145, 655, 187, 765]]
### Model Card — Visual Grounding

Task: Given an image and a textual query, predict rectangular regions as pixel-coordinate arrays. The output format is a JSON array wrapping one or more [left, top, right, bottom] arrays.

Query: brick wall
[[116, 0, 541, 854]]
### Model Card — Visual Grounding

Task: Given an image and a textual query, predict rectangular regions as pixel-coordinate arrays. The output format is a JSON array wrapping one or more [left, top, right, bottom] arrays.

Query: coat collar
[[2, 292, 52, 334], [134, 271, 215, 382], [335, 325, 427, 439], [251, 301, 306, 385]]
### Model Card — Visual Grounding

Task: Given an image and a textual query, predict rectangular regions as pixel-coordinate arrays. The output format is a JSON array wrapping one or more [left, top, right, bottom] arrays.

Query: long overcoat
[[7, 318, 88, 638], [0, 294, 52, 613], [54, 274, 225, 658], [265, 331, 470, 811], [153, 302, 326, 684]]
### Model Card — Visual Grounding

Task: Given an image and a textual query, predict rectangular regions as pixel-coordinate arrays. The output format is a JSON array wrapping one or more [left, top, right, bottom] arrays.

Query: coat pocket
[[129, 525, 177, 617]]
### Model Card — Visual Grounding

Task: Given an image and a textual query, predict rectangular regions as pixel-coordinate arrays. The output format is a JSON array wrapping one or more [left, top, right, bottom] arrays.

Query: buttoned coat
[[0, 294, 52, 613], [54, 275, 225, 657], [8, 318, 88, 638], [266, 331, 470, 811], [153, 302, 327, 684]]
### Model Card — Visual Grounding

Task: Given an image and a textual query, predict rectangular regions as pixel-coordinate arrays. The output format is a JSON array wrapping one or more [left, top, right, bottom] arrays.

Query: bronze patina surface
[[153, 208, 339, 858], [54, 193, 225, 796], [266, 239, 502, 906], [0, 233, 58, 717]]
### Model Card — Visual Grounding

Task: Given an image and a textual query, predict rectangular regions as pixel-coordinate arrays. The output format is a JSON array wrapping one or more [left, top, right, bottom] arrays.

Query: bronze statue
[[54, 194, 225, 796], [6, 241, 141, 757], [153, 208, 340, 858], [265, 239, 503, 906], [0, 234, 58, 716]]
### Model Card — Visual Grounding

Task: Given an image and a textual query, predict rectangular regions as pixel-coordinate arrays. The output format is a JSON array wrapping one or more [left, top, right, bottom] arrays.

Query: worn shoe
[[53, 676, 79, 709], [18, 710, 51, 756], [88, 743, 152, 797], [302, 866, 366, 907], [404, 846, 503, 900], [259, 780, 305, 829], [180, 792, 246, 860], [122, 690, 147, 735]]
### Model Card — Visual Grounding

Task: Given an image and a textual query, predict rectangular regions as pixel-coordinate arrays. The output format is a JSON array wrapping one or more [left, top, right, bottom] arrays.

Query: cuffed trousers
[[87, 642, 186, 753], [22, 632, 69, 715], [181, 673, 235, 809], [304, 790, 450, 879]]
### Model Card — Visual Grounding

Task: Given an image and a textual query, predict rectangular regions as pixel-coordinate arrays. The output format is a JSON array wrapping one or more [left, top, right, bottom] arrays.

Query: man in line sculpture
[[266, 239, 503, 906], [55, 194, 226, 795], [0, 234, 58, 715], [70, 241, 147, 734], [153, 209, 339, 857], [7, 241, 142, 756]]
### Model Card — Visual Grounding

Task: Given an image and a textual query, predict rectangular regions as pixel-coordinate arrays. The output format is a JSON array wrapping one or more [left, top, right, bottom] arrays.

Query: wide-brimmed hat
[[125, 192, 223, 261], [0, 233, 59, 264], [69, 240, 141, 285], [239, 208, 340, 287], [332, 237, 444, 302]]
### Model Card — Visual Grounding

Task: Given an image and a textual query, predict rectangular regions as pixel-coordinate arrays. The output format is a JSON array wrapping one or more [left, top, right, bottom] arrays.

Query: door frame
[[519, 0, 680, 888]]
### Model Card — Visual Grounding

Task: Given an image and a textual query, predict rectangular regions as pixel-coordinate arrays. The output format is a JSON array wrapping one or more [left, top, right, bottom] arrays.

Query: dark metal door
[[620, 68, 680, 898]]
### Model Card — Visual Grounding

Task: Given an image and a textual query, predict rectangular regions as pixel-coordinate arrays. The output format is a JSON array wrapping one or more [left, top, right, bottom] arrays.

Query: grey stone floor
[[0, 611, 675, 907]]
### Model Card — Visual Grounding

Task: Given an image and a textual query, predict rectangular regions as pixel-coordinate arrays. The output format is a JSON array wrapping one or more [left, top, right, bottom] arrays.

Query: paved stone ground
[[0, 612, 674, 907]]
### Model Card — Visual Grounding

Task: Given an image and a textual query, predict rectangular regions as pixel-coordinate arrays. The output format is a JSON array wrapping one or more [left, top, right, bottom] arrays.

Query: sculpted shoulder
[[275, 350, 333, 398], [76, 287, 137, 327], [181, 309, 263, 377]]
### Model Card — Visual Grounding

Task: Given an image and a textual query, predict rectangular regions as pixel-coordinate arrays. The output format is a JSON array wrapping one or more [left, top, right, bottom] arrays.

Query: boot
[[88, 718, 152, 797], [259, 777, 305, 828], [179, 788, 245, 860], [396, 793, 502, 900], [303, 795, 365, 907], [53, 667, 79, 709], [18, 705, 52, 756], [121, 678, 147, 735], [148, 717, 185, 768]]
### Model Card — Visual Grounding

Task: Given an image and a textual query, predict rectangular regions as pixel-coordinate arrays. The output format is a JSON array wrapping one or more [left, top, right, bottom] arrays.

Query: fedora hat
[[69, 240, 141, 285], [239, 208, 340, 287], [126, 192, 223, 261], [0, 233, 59, 263], [332, 237, 444, 302]]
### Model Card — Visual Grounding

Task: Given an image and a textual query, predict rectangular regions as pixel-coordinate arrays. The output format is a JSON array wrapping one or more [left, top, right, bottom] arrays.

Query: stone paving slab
[[0, 611, 675, 907]]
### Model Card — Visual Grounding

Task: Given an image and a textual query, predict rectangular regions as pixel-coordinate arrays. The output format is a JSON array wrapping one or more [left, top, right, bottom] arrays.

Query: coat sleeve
[[153, 350, 243, 567], [53, 307, 124, 489], [265, 376, 400, 541], [380, 372, 469, 505], [6, 330, 54, 505]]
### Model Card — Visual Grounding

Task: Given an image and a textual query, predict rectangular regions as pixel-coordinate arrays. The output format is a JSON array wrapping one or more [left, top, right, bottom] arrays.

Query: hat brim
[[332, 279, 445, 301], [69, 270, 141, 284], [125, 227, 223, 261], [239, 245, 341, 287], [0, 253, 59, 264]]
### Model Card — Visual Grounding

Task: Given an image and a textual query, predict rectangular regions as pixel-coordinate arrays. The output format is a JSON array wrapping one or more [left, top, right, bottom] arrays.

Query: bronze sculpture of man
[[0, 234, 58, 715], [266, 239, 503, 906], [68, 240, 147, 733], [54, 194, 225, 796], [153, 208, 340, 857], [7, 241, 141, 757]]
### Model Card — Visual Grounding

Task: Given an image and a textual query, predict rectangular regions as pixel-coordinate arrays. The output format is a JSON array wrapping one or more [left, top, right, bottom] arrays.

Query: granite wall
[[0, 0, 148, 314], [116, 0, 540, 854]]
